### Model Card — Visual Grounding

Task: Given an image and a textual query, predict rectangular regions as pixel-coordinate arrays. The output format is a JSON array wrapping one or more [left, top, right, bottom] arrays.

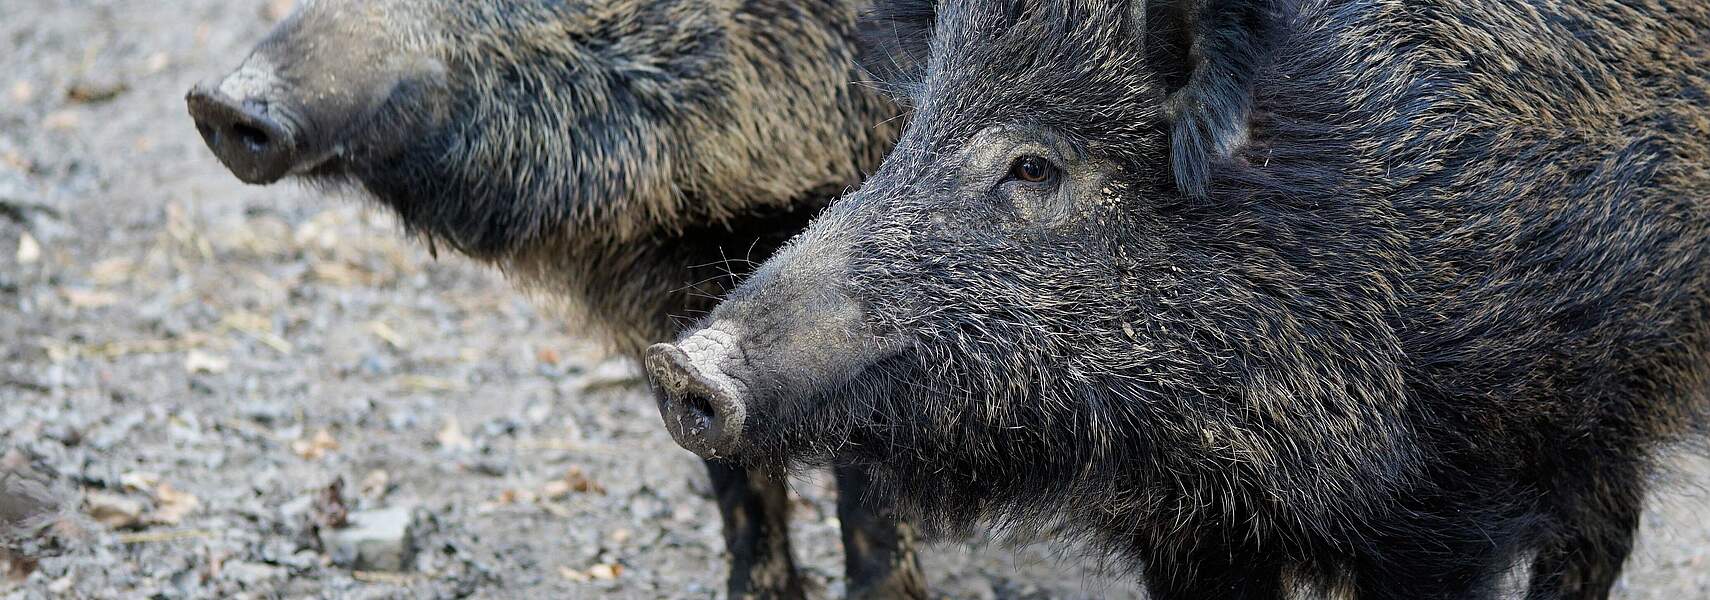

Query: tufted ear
[[856, 0, 939, 102], [1145, 0, 1282, 198]]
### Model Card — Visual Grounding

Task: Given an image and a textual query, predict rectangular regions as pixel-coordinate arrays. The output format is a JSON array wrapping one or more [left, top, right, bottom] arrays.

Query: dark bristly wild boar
[[185, 0, 926, 597], [647, 0, 1710, 597]]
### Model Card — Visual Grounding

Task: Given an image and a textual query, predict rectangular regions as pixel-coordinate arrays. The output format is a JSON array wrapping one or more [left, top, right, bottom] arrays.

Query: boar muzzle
[[186, 71, 301, 185], [646, 342, 749, 459], [188, 64, 307, 184]]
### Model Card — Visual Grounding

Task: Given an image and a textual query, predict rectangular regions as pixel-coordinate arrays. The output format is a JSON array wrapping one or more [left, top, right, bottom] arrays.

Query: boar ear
[[1139, 0, 1282, 198], [857, 0, 938, 101]]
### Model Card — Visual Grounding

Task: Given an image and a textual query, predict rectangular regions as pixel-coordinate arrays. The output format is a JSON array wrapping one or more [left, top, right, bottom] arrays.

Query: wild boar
[[647, 0, 1710, 597]]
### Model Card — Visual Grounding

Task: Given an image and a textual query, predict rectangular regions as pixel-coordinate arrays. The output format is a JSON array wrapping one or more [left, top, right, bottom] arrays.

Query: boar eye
[[1008, 156, 1057, 184]]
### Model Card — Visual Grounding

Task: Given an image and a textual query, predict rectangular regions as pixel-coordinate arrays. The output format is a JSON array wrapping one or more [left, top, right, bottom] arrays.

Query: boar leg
[[835, 465, 927, 599], [1138, 542, 1285, 600], [1525, 483, 1643, 600], [706, 461, 805, 599], [1351, 540, 1505, 600]]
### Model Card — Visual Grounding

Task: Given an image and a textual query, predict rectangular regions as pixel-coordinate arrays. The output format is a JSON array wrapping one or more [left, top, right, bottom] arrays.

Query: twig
[[112, 529, 215, 544], [351, 571, 418, 585]]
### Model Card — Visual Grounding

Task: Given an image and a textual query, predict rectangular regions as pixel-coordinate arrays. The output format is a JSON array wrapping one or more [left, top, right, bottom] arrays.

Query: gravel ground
[[0, 1, 1705, 598]]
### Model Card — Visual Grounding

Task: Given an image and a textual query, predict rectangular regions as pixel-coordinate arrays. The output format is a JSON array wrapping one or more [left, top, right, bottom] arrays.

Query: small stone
[[46, 573, 72, 593], [7, 80, 32, 103], [277, 495, 312, 526], [435, 417, 472, 452], [220, 561, 286, 588], [15, 233, 39, 264], [321, 507, 417, 572], [184, 350, 231, 375], [84, 492, 144, 529], [523, 401, 552, 425]]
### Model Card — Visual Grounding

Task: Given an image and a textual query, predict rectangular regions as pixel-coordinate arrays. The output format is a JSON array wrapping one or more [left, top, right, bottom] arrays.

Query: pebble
[[321, 507, 417, 572], [220, 561, 286, 588]]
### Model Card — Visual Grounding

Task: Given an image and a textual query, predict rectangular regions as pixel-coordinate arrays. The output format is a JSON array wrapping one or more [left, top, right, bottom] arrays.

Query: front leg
[[835, 465, 928, 599], [705, 460, 806, 600], [1139, 537, 1286, 600], [1525, 471, 1645, 600]]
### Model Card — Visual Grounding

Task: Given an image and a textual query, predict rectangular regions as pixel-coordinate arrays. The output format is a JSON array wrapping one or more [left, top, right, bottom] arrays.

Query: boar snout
[[646, 335, 751, 459], [187, 69, 301, 185]]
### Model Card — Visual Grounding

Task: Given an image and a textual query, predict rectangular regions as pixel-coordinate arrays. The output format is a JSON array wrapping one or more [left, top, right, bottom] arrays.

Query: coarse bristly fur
[[652, 0, 1710, 597], [242, 0, 901, 356], [196, 0, 927, 598]]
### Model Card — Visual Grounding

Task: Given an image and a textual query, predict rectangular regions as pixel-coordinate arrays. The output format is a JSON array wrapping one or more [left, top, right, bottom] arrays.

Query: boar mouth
[[645, 343, 749, 459]]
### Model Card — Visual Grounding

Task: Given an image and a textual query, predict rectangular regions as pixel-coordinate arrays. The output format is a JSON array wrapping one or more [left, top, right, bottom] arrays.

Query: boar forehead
[[901, 0, 1163, 158]]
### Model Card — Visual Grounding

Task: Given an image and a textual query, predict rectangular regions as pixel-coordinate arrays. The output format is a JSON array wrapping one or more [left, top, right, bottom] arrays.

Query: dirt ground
[[0, 1, 1705, 598]]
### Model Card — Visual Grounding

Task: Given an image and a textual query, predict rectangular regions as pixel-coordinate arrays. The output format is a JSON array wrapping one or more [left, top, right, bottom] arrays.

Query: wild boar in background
[[186, 0, 923, 597]]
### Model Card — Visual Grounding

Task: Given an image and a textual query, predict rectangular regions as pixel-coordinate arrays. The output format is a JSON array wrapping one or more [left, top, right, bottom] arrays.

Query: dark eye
[[1008, 156, 1056, 184]]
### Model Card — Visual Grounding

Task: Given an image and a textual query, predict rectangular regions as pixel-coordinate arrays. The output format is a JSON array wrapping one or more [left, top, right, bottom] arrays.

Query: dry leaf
[[184, 350, 231, 375], [41, 111, 78, 131], [88, 257, 136, 285], [84, 492, 144, 529], [65, 80, 128, 104], [398, 375, 463, 393], [541, 467, 605, 499], [291, 429, 339, 460], [536, 346, 561, 366], [351, 571, 415, 585], [309, 262, 367, 286], [495, 488, 535, 505], [435, 418, 472, 451], [359, 470, 391, 500], [587, 563, 622, 580], [220, 312, 293, 354], [264, 0, 296, 21], [540, 480, 572, 500], [147, 483, 199, 525], [118, 472, 162, 493], [367, 321, 407, 350], [538, 502, 573, 518], [7, 80, 31, 104], [557, 563, 622, 583], [60, 288, 119, 309], [2, 549, 38, 582], [15, 233, 39, 264]]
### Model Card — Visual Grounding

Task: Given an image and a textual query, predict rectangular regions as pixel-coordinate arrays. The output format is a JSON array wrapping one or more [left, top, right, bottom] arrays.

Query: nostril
[[232, 122, 271, 153], [678, 389, 716, 430], [187, 84, 299, 184]]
